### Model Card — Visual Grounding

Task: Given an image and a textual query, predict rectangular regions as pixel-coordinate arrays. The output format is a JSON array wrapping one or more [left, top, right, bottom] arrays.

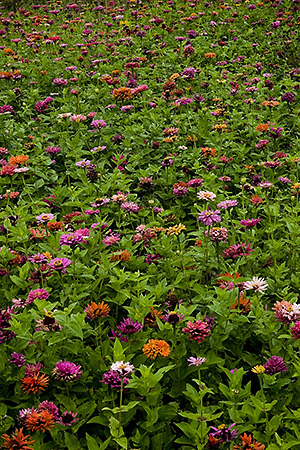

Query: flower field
[[0, 0, 300, 448]]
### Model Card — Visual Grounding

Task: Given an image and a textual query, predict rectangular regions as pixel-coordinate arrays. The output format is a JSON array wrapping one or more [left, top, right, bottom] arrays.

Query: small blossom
[[187, 356, 206, 366]]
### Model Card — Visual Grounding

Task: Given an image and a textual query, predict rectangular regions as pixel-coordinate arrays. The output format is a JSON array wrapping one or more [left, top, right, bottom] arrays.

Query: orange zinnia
[[1, 428, 35, 450], [255, 123, 269, 132], [8, 154, 29, 165], [112, 87, 133, 100], [142, 339, 170, 359], [231, 294, 251, 314], [110, 250, 131, 262], [233, 432, 265, 450], [84, 301, 110, 320], [144, 307, 163, 328], [25, 410, 55, 433], [21, 372, 49, 394]]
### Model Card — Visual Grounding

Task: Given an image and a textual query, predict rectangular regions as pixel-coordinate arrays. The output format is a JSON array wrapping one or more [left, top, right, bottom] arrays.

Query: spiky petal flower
[[187, 356, 206, 366], [210, 423, 238, 442], [1, 428, 35, 450], [84, 301, 110, 320], [38, 401, 60, 421], [58, 411, 78, 426], [263, 356, 287, 375], [52, 360, 82, 382], [244, 277, 268, 293], [198, 209, 221, 226], [21, 372, 49, 394], [142, 339, 170, 359], [233, 432, 265, 450], [100, 370, 129, 389], [24, 410, 55, 433], [222, 242, 253, 259], [182, 320, 210, 343], [117, 318, 143, 334]]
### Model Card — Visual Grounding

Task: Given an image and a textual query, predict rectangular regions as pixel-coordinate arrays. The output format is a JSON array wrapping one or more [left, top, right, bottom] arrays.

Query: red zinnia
[[1, 428, 35, 450], [25, 410, 55, 433], [21, 372, 49, 394]]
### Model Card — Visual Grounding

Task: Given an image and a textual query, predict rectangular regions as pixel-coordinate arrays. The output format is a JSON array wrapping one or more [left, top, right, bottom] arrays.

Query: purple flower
[[222, 242, 253, 259], [102, 230, 121, 246], [58, 411, 79, 426], [278, 176, 292, 184], [100, 370, 129, 389], [198, 209, 221, 226], [217, 200, 238, 209], [144, 254, 163, 265], [187, 178, 203, 188], [187, 356, 206, 366], [45, 146, 61, 154], [163, 311, 185, 324], [117, 318, 143, 334], [52, 360, 82, 381], [48, 258, 72, 272], [36, 213, 54, 223], [121, 201, 142, 213], [8, 352, 26, 367], [38, 401, 60, 420], [210, 423, 238, 442], [240, 218, 261, 228], [27, 288, 49, 302], [263, 356, 288, 375], [91, 119, 107, 129], [28, 253, 48, 264], [281, 92, 295, 103], [291, 322, 300, 339]]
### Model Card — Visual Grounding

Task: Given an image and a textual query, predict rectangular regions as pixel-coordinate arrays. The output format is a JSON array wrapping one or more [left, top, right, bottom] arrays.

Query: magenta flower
[[52, 360, 82, 382], [198, 209, 221, 226], [263, 356, 288, 375], [27, 288, 49, 302], [240, 218, 261, 228], [210, 423, 238, 442], [8, 352, 26, 367], [48, 258, 71, 272], [117, 318, 143, 334], [100, 370, 129, 389], [58, 411, 79, 426], [182, 320, 210, 343], [38, 401, 60, 420], [291, 322, 300, 339], [217, 200, 238, 209], [102, 230, 121, 246], [222, 242, 253, 259]]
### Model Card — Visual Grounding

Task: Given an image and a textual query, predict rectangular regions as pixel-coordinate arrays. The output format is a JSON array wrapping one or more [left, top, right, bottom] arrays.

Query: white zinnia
[[244, 277, 268, 293]]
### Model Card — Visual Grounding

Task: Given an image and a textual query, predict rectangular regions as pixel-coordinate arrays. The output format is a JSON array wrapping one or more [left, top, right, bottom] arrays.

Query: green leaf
[[86, 433, 100, 450], [64, 432, 81, 450]]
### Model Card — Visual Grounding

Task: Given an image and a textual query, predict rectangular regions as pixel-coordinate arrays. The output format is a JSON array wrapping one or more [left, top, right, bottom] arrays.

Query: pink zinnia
[[102, 230, 121, 246], [291, 321, 300, 339], [48, 258, 71, 272], [182, 320, 210, 342]]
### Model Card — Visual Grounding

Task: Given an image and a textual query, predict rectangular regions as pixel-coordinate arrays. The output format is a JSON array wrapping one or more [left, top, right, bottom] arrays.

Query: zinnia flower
[[182, 320, 210, 342], [291, 321, 300, 339], [117, 318, 143, 334], [198, 209, 221, 226], [58, 411, 78, 426], [52, 360, 82, 382], [263, 356, 287, 375], [25, 410, 55, 433], [233, 432, 265, 450], [110, 361, 135, 375], [244, 277, 268, 293], [48, 257, 71, 272], [21, 372, 49, 394], [210, 423, 238, 442], [142, 339, 170, 359], [84, 301, 110, 320], [1, 428, 35, 450], [187, 356, 206, 366]]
